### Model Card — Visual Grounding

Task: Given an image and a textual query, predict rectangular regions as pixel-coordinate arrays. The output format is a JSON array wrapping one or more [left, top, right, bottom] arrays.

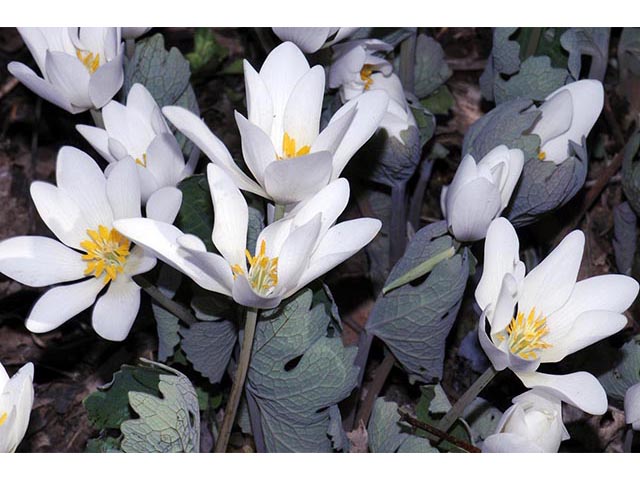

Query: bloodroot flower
[[0, 361, 34, 453], [0, 147, 182, 341], [475, 218, 639, 414]]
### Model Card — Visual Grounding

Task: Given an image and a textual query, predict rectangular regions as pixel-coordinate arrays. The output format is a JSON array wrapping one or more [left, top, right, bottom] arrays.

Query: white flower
[[121, 28, 151, 40], [329, 39, 394, 102], [0, 147, 183, 341], [482, 390, 569, 453], [441, 145, 524, 242], [272, 27, 359, 53], [476, 218, 639, 415], [625, 382, 640, 430], [162, 41, 389, 205], [77, 83, 195, 203], [8, 28, 124, 114], [0, 362, 34, 453], [530, 79, 604, 165], [114, 164, 381, 310]]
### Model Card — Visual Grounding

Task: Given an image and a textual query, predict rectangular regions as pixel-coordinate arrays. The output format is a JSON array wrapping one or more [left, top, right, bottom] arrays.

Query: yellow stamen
[[81, 225, 131, 284], [280, 132, 311, 160], [360, 64, 375, 90], [231, 239, 279, 295], [537, 150, 546, 161], [0, 412, 7, 427], [76, 49, 101, 74], [135, 153, 148, 168], [505, 308, 552, 360]]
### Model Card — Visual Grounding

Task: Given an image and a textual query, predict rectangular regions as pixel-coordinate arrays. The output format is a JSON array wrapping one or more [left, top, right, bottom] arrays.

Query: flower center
[[76, 49, 101, 74], [135, 153, 148, 168], [0, 411, 7, 427], [506, 308, 552, 360], [360, 64, 375, 90], [231, 239, 279, 295], [279, 132, 310, 160], [80, 225, 131, 284], [537, 148, 547, 161]]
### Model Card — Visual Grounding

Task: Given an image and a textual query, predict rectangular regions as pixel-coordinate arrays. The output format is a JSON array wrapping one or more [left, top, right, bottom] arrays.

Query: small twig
[[0, 77, 19, 101], [214, 308, 259, 453], [397, 408, 481, 453], [133, 274, 196, 326], [355, 351, 395, 428], [342, 315, 364, 335]]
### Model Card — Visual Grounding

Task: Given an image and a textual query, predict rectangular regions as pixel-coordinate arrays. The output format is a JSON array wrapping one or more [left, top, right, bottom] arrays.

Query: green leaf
[[421, 86, 454, 115], [618, 28, 640, 78], [84, 365, 162, 430], [121, 362, 200, 453], [598, 336, 640, 402], [177, 175, 214, 251], [85, 437, 122, 453], [366, 221, 470, 383], [153, 303, 180, 362], [180, 320, 237, 384], [186, 27, 228, 73], [382, 245, 456, 295], [560, 27, 610, 81], [463, 398, 502, 446], [622, 129, 640, 217], [408, 100, 436, 149], [368, 398, 438, 453], [413, 34, 452, 99], [247, 289, 359, 452], [613, 202, 637, 276], [479, 27, 520, 101], [493, 56, 568, 104]]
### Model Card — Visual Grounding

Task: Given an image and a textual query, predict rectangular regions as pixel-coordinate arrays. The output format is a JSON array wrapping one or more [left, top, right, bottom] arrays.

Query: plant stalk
[[437, 365, 497, 434], [214, 307, 259, 453], [273, 203, 286, 222]]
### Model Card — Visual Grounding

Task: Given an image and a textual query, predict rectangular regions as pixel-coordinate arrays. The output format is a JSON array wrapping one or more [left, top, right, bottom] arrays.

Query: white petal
[[207, 163, 248, 268], [542, 310, 628, 363], [295, 218, 381, 290], [92, 276, 140, 341], [146, 186, 183, 224], [328, 90, 390, 179], [517, 370, 608, 415], [489, 273, 519, 336], [127, 83, 160, 121], [311, 104, 357, 155], [76, 124, 116, 163], [482, 433, 544, 453], [475, 217, 524, 312], [56, 146, 113, 230], [444, 154, 478, 215], [30, 181, 90, 249], [235, 111, 277, 185], [446, 177, 502, 242], [243, 60, 273, 135], [232, 274, 282, 309], [0, 236, 86, 287], [124, 245, 156, 277], [545, 275, 639, 344], [8, 61, 79, 113], [282, 65, 325, 148], [624, 383, 640, 427], [107, 157, 141, 220], [263, 151, 333, 205], [478, 310, 511, 372], [499, 148, 524, 210], [531, 89, 573, 147], [44, 51, 92, 109], [162, 106, 266, 197], [518, 230, 584, 318], [143, 133, 186, 192], [88, 51, 124, 108], [0, 362, 34, 453], [25, 278, 105, 333], [272, 27, 332, 53], [277, 214, 322, 292]]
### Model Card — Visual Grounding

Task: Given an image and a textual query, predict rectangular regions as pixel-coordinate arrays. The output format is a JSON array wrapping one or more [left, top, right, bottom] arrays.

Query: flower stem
[[437, 365, 497, 434], [273, 203, 286, 222], [90, 108, 104, 129], [214, 307, 259, 453]]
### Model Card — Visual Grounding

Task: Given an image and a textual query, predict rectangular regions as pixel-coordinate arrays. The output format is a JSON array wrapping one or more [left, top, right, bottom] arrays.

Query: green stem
[[214, 307, 259, 453], [90, 108, 104, 129], [437, 365, 497, 434], [524, 27, 542, 59], [399, 31, 417, 94], [133, 275, 196, 326], [274, 204, 286, 222]]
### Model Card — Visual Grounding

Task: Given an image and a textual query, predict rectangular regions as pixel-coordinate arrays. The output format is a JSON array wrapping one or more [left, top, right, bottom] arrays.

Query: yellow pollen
[[80, 225, 131, 284], [0, 412, 7, 427], [76, 49, 101, 74], [537, 150, 546, 161], [231, 239, 279, 295], [135, 153, 148, 168], [280, 132, 311, 160], [360, 64, 375, 90], [505, 308, 552, 360]]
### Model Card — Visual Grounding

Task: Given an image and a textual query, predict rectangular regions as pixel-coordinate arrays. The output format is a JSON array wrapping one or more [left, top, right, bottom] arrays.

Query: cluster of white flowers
[[0, 26, 637, 454]]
